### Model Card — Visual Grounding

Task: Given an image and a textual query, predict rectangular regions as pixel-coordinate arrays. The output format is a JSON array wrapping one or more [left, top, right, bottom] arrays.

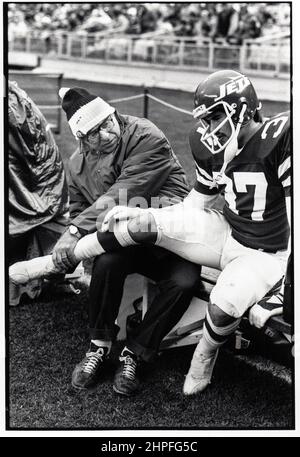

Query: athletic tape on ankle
[[113, 220, 138, 247], [9, 255, 57, 284], [74, 232, 104, 260]]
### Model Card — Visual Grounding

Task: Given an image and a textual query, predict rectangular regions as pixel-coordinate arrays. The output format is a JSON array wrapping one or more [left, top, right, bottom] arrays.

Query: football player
[[10, 70, 291, 395]]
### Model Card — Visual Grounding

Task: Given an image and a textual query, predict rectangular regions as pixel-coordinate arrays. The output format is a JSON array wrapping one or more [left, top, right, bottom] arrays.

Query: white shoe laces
[[119, 355, 137, 380], [83, 348, 105, 374]]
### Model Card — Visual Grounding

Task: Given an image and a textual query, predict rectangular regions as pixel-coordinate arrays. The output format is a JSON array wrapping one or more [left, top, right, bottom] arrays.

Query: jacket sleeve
[[68, 171, 90, 222], [71, 127, 179, 233]]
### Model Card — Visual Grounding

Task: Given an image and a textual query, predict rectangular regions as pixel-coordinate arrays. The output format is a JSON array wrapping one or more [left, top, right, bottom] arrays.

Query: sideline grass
[[8, 80, 292, 429], [9, 284, 293, 429]]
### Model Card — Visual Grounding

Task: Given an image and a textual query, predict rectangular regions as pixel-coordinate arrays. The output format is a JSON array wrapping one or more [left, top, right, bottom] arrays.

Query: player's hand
[[249, 294, 283, 329], [52, 229, 80, 271], [101, 206, 144, 232]]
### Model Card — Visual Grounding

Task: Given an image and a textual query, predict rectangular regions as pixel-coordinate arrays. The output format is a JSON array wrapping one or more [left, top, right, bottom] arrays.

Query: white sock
[[196, 312, 241, 357], [74, 232, 105, 260], [121, 346, 135, 357], [9, 256, 56, 284], [9, 233, 104, 285], [91, 339, 112, 353]]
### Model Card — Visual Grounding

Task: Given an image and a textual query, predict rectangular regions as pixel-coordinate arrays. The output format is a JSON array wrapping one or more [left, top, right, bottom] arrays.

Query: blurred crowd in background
[[9, 2, 290, 45]]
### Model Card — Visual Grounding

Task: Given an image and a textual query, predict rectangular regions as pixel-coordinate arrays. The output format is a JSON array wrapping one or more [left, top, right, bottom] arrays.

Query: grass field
[[8, 78, 293, 430], [9, 286, 293, 430]]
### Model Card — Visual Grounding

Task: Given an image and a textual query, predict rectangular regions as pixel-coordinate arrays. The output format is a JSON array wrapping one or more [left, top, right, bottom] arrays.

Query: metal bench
[[141, 267, 292, 351]]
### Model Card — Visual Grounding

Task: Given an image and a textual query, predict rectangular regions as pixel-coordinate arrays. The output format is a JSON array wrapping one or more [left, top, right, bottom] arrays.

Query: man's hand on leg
[[52, 227, 81, 271]]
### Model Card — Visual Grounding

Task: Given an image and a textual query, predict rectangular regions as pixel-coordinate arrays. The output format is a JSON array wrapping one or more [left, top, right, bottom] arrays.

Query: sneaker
[[72, 343, 109, 390], [113, 348, 139, 396], [183, 348, 219, 395]]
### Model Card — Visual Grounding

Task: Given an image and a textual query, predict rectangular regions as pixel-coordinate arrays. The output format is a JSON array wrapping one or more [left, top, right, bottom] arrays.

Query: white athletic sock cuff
[[74, 232, 104, 260], [114, 220, 138, 247], [202, 325, 221, 349], [147, 208, 162, 244], [91, 340, 112, 352]]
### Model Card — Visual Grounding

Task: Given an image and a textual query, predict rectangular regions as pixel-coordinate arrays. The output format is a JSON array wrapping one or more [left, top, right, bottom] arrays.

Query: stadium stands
[[8, 3, 290, 41], [8, 3, 290, 79]]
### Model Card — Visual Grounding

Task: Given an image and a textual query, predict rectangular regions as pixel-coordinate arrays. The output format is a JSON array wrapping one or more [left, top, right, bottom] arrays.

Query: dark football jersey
[[189, 111, 291, 252]]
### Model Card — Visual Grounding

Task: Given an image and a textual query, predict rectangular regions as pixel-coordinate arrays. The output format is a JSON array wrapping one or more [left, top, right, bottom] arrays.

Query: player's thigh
[[211, 253, 284, 318], [149, 206, 229, 268]]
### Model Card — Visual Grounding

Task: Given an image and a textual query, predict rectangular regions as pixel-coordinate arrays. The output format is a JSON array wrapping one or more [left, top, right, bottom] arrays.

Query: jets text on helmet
[[215, 76, 251, 102]]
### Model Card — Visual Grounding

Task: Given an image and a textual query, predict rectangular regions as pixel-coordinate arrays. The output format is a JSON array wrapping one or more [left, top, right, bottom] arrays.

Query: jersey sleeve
[[189, 125, 220, 196], [277, 126, 291, 197], [193, 161, 220, 195]]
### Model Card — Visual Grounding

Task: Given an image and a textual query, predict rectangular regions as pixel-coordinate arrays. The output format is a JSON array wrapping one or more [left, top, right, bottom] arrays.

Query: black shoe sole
[[113, 385, 136, 397], [71, 381, 90, 391], [71, 380, 99, 391]]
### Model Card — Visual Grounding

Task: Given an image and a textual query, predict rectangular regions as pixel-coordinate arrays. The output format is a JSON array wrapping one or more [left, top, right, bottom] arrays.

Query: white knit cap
[[59, 87, 115, 138]]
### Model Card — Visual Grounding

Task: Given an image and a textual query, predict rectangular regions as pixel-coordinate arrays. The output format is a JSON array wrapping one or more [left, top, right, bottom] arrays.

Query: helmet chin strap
[[214, 103, 247, 184]]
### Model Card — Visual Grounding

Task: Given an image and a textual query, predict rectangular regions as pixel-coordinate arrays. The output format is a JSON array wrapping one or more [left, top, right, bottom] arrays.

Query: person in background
[[213, 4, 239, 42], [8, 80, 69, 305], [109, 6, 130, 33]]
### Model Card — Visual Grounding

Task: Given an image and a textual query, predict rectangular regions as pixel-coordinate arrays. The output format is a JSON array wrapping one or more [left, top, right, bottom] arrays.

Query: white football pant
[[148, 205, 287, 318]]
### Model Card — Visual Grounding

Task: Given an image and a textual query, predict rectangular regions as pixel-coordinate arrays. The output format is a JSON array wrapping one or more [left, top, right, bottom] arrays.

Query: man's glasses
[[86, 115, 114, 142]]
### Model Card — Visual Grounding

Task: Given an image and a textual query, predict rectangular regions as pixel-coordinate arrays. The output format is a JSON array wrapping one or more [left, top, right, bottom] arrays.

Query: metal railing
[[9, 30, 290, 77]]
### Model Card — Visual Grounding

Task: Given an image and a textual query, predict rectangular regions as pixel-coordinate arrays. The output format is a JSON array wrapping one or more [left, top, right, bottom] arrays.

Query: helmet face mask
[[194, 100, 238, 155], [193, 70, 260, 155]]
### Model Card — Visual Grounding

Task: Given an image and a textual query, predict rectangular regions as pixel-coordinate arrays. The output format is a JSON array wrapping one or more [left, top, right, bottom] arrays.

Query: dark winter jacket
[[8, 81, 69, 236]]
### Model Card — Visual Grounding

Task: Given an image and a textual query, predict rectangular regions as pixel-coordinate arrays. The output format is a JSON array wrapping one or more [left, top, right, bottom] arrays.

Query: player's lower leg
[[183, 302, 241, 395], [9, 213, 158, 284], [9, 232, 106, 284]]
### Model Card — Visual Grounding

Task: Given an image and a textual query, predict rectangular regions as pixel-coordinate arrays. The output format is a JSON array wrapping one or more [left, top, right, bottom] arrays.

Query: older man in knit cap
[[53, 87, 201, 396]]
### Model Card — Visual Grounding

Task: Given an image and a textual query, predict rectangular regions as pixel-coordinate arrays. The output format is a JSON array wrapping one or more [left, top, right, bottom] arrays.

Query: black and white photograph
[[2, 0, 297, 436]]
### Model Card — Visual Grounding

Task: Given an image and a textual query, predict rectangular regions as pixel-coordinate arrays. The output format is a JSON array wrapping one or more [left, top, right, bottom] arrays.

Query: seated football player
[[10, 70, 291, 395]]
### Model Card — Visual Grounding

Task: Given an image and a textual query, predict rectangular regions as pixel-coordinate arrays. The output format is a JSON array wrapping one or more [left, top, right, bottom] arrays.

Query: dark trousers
[[89, 246, 201, 362]]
